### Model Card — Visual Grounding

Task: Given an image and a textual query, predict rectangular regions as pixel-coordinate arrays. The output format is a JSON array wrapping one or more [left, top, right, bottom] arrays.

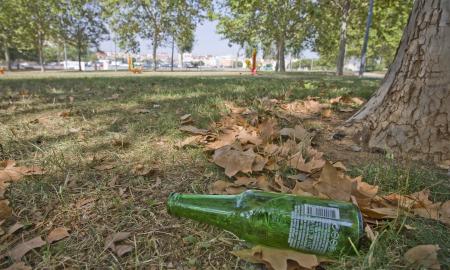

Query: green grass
[[0, 71, 448, 269]]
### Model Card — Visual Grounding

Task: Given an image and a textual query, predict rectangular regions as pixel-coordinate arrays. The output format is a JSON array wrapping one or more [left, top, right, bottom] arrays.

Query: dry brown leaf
[[407, 189, 434, 208], [224, 101, 247, 114], [292, 180, 315, 197], [75, 198, 96, 209], [339, 107, 354, 112], [206, 128, 238, 150], [47, 227, 70, 243], [252, 154, 268, 172], [0, 200, 12, 220], [273, 175, 290, 193], [9, 236, 46, 262], [210, 180, 233, 194], [176, 135, 202, 148], [104, 232, 134, 257], [314, 162, 352, 201], [265, 159, 280, 171], [259, 118, 278, 143], [364, 225, 376, 242], [288, 151, 325, 174], [383, 194, 417, 209], [333, 162, 347, 171], [210, 180, 246, 194], [4, 262, 32, 270], [404, 245, 440, 270], [264, 144, 280, 156], [104, 232, 131, 249], [233, 245, 320, 270], [213, 146, 255, 177], [414, 201, 450, 225], [179, 125, 209, 135], [237, 129, 263, 146], [279, 125, 308, 141], [94, 163, 116, 171], [0, 160, 44, 183], [280, 139, 298, 157], [321, 108, 333, 118], [7, 222, 24, 235], [58, 111, 71, 117], [361, 207, 400, 219], [351, 177, 379, 208], [115, 244, 134, 257], [255, 176, 273, 192], [351, 97, 365, 105], [180, 114, 191, 121], [131, 164, 157, 176], [281, 100, 327, 117]]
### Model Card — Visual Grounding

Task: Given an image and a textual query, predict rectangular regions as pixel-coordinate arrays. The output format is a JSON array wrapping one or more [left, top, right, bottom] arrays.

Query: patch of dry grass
[[0, 72, 448, 269]]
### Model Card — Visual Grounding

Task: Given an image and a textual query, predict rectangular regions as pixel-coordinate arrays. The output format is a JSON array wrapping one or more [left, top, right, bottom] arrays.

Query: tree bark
[[171, 36, 175, 72], [4, 45, 11, 71], [275, 41, 280, 72], [180, 52, 184, 69], [152, 31, 158, 71], [336, 0, 350, 76], [278, 37, 286, 72], [38, 32, 45, 72], [78, 44, 82, 72], [359, 0, 375, 76], [347, 0, 450, 162]]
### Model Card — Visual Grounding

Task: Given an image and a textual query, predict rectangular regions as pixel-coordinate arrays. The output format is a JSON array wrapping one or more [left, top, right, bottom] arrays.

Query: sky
[[100, 20, 318, 58]]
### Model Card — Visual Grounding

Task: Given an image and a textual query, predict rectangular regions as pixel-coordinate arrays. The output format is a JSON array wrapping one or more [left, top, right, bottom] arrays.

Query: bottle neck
[[167, 193, 240, 230]]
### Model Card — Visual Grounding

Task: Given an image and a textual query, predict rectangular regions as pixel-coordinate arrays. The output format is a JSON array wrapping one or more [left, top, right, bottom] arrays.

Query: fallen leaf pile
[[178, 100, 448, 270]]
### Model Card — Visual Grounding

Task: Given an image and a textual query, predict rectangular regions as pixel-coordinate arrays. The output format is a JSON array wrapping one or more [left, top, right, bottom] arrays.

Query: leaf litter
[[178, 99, 448, 270]]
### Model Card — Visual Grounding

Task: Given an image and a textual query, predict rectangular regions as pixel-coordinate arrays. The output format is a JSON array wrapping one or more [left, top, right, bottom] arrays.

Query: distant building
[[96, 51, 107, 59]]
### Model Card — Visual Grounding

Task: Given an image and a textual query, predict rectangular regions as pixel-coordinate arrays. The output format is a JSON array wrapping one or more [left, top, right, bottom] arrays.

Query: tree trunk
[[275, 41, 280, 72], [359, 0, 375, 76], [38, 32, 45, 72], [180, 52, 184, 69], [336, 0, 350, 76], [171, 37, 175, 72], [152, 31, 158, 71], [347, 0, 450, 162], [78, 45, 82, 71], [278, 37, 286, 72], [4, 45, 11, 71]]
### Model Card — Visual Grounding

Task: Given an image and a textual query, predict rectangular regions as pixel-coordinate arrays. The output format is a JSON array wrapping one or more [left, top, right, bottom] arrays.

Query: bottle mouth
[[356, 207, 364, 244], [166, 192, 178, 215]]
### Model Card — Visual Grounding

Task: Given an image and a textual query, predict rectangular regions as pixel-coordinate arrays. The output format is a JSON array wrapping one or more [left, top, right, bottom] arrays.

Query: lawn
[[0, 71, 448, 269]]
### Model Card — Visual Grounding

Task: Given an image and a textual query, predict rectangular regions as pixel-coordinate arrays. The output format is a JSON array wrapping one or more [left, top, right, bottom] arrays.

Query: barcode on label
[[304, 204, 340, 219]]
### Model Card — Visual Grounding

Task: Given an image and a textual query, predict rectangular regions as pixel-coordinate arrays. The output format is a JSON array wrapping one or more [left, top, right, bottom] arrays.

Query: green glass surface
[[167, 190, 363, 257]]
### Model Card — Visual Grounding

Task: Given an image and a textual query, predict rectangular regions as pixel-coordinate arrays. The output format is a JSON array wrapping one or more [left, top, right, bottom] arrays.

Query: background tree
[[57, 0, 108, 71], [18, 0, 58, 72], [0, 0, 21, 70], [347, 0, 450, 162], [169, 0, 211, 70], [312, 0, 365, 75], [104, 0, 172, 70], [313, 0, 412, 74], [217, 0, 312, 72]]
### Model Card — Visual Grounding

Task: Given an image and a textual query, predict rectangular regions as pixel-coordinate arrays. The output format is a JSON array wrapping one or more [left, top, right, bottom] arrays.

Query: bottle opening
[[166, 192, 178, 215]]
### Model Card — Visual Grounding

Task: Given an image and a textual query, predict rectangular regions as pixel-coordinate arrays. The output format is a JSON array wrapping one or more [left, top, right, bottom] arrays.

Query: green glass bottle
[[167, 190, 363, 257]]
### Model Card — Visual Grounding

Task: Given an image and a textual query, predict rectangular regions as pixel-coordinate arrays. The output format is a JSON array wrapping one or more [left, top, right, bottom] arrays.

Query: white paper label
[[288, 204, 342, 253]]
